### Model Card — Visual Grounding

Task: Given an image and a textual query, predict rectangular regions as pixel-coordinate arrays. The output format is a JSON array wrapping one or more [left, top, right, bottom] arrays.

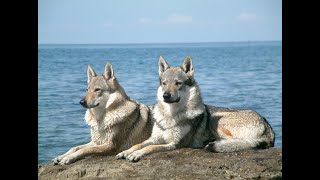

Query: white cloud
[[166, 14, 193, 24], [236, 12, 258, 22]]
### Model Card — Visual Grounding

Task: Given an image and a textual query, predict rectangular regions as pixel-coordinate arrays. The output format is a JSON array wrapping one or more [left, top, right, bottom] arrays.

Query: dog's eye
[[176, 82, 182, 85], [94, 88, 102, 92], [162, 82, 167, 86]]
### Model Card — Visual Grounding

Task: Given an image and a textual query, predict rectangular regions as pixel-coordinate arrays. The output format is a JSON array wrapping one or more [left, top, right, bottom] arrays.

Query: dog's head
[[158, 55, 195, 104], [80, 63, 121, 109]]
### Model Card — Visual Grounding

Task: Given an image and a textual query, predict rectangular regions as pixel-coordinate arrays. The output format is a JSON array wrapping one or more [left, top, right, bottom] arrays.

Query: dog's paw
[[126, 150, 144, 162], [116, 150, 132, 160], [58, 156, 75, 165], [115, 152, 125, 159], [204, 142, 216, 152], [52, 155, 64, 165]]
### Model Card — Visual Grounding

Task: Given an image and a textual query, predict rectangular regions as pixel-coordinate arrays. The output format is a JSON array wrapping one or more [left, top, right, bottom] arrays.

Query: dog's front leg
[[52, 142, 94, 164], [58, 143, 116, 165], [126, 142, 176, 162], [115, 138, 157, 159]]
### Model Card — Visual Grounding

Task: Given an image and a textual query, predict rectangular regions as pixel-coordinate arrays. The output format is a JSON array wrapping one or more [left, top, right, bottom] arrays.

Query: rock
[[38, 147, 282, 179]]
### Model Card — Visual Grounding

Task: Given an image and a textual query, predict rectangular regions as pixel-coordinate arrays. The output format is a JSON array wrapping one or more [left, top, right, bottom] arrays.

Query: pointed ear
[[181, 56, 194, 77], [158, 56, 170, 76], [103, 63, 114, 80], [87, 65, 97, 84]]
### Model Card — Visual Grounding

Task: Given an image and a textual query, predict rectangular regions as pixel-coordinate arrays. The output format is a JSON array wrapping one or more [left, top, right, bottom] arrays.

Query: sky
[[38, 0, 282, 44]]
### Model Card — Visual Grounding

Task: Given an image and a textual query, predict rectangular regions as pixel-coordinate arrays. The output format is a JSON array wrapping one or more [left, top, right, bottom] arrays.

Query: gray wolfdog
[[52, 63, 154, 165], [116, 56, 275, 162]]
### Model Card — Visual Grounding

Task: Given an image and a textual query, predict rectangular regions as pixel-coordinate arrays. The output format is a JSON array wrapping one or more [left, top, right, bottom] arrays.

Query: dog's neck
[[89, 105, 107, 122]]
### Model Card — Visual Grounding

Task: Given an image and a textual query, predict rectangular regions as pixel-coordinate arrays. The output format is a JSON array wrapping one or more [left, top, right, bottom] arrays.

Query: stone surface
[[38, 147, 282, 179]]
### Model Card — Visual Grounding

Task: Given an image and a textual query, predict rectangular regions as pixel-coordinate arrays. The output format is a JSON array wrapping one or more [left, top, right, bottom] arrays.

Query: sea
[[38, 41, 282, 164]]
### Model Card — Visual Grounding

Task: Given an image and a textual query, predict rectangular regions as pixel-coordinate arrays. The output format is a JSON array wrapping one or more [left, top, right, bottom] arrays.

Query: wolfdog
[[52, 63, 154, 165], [116, 56, 275, 162]]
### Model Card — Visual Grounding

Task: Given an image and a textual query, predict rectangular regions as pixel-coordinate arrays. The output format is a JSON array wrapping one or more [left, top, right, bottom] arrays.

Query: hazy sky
[[38, 0, 282, 44]]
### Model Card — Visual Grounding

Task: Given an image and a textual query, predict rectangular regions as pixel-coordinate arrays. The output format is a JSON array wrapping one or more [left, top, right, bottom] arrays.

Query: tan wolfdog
[[116, 56, 275, 162], [52, 63, 154, 165]]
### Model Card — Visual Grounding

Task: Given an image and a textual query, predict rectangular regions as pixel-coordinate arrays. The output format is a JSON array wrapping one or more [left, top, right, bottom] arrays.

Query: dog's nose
[[163, 93, 171, 100], [80, 99, 86, 105]]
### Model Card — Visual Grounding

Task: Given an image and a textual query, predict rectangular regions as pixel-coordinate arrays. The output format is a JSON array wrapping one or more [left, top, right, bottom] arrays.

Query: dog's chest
[[156, 117, 179, 129], [91, 124, 114, 145], [154, 117, 191, 144]]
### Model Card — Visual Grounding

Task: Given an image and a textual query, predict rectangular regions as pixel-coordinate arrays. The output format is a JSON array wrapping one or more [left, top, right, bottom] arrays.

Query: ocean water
[[38, 41, 282, 164]]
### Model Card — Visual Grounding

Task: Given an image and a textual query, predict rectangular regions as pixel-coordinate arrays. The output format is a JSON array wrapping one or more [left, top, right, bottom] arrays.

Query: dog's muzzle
[[79, 99, 99, 108], [163, 92, 171, 100], [163, 93, 180, 103], [80, 99, 86, 106]]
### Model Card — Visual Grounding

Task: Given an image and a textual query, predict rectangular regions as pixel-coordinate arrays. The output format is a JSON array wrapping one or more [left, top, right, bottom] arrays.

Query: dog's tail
[[205, 137, 274, 153]]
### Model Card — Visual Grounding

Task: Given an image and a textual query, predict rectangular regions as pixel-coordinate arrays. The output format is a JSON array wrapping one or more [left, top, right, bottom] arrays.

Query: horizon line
[[38, 40, 281, 45]]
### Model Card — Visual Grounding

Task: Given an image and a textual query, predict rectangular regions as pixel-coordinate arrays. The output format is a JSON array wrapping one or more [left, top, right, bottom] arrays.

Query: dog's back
[[204, 105, 275, 152], [116, 102, 155, 151]]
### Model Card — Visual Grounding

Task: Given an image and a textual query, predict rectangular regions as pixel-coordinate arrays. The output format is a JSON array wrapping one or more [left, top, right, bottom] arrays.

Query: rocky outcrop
[[38, 148, 282, 179]]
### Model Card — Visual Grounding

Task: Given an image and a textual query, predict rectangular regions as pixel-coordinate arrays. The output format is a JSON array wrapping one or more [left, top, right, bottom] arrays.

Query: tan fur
[[86, 91, 95, 102], [219, 127, 233, 137], [52, 63, 154, 165]]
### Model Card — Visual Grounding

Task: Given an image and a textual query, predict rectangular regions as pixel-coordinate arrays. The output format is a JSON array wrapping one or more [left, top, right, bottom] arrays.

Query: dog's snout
[[80, 99, 86, 106], [163, 92, 171, 100]]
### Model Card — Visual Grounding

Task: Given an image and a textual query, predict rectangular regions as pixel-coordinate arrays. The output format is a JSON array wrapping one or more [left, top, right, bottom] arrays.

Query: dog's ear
[[158, 56, 170, 76], [87, 65, 97, 84], [103, 63, 114, 80], [181, 56, 194, 78]]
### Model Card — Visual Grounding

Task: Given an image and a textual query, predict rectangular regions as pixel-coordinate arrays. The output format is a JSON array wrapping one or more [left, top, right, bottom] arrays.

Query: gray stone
[[38, 147, 282, 179]]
